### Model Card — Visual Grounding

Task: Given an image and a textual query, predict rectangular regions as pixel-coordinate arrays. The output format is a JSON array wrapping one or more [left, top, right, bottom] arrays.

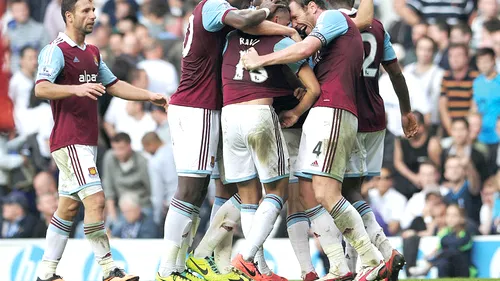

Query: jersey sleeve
[[36, 44, 64, 84], [202, 0, 237, 32], [382, 31, 397, 63], [274, 37, 306, 74], [309, 10, 348, 47], [98, 54, 118, 86]]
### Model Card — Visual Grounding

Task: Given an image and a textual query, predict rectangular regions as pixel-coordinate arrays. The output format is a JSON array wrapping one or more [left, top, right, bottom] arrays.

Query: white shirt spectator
[[137, 59, 178, 96], [369, 187, 408, 226], [380, 71, 430, 136], [404, 63, 444, 125], [9, 70, 34, 133], [148, 143, 177, 224], [400, 186, 449, 229]]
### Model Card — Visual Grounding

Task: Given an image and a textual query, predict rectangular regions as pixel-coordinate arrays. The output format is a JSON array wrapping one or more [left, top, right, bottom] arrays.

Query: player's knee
[[176, 177, 208, 204], [58, 200, 80, 219], [83, 192, 105, 214]]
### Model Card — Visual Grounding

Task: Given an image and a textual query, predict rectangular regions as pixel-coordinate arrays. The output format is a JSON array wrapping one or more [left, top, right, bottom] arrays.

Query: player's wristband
[[262, 8, 271, 18]]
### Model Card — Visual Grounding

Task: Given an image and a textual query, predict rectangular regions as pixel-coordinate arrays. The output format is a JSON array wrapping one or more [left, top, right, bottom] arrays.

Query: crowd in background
[[1, 0, 500, 277]]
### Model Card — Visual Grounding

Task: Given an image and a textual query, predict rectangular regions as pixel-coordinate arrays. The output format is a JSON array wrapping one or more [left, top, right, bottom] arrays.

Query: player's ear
[[273, 16, 279, 23], [65, 11, 72, 23]]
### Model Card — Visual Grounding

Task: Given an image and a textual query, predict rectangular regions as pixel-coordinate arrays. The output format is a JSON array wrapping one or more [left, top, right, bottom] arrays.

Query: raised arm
[[352, 0, 374, 30]]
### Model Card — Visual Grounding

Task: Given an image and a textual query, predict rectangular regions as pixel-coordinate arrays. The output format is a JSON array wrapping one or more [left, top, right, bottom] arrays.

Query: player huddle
[[33, 0, 418, 281]]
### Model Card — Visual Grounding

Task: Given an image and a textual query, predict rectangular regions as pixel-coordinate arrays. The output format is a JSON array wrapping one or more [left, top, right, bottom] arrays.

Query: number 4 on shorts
[[312, 141, 322, 156]]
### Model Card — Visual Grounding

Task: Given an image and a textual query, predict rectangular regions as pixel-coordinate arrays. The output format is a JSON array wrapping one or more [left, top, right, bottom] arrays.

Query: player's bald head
[[142, 132, 162, 145]]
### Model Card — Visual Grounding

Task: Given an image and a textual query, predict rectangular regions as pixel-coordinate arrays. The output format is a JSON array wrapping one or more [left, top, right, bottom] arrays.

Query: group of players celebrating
[[33, 0, 419, 281]]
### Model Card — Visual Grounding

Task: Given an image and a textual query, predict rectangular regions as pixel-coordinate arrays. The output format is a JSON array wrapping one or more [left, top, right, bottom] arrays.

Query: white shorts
[[211, 135, 227, 184], [51, 145, 103, 201], [283, 128, 301, 184], [168, 105, 220, 177], [296, 107, 358, 182], [345, 130, 385, 177], [221, 104, 289, 183]]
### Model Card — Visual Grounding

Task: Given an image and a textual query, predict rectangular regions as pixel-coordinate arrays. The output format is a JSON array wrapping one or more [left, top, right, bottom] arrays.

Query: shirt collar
[[57, 32, 87, 50], [338, 8, 357, 16]]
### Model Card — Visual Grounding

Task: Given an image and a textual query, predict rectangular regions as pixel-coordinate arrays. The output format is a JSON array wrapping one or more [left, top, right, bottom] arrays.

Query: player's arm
[[223, 9, 268, 30], [242, 20, 301, 41], [243, 10, 347, 69], [351, 0, 374, 30], [97, 56, 167, 106], [34, 45, 106, 100]]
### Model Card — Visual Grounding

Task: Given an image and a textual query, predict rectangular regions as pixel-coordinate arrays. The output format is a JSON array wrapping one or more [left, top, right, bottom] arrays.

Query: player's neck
[[64, 28, 86, 48]]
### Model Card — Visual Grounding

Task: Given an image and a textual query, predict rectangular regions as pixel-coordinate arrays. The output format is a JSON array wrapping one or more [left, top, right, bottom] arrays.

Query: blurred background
[[0, 0, 500, 280]]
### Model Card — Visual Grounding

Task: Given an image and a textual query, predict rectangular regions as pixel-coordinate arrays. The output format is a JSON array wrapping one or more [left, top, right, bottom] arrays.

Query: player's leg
[[157, 106, 217, 281], [344, 131, 405, 281], [230, 105, 288, 281], [305, 108, 386, 281], [284, 128, 317, 281], [37, 195, 79, 281]]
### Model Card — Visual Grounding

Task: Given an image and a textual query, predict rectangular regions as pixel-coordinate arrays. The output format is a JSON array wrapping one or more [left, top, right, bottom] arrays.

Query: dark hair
[[448, 43, 469, 57], [328, 0, 355, 9], [416, 36, 438, 53], [451, 117, 469, 129], [451, 21, 472, 36], [268, 1, 291, 19], [431, 21, 450, 36], [111, 132, 131, 144], [413, 110, 425, 125], [19, 45, 35, 58], [484, 19, 500, 33], [291, 0, 328, 10], [61, 0, 79, 24], [476, 47, 496, 59]]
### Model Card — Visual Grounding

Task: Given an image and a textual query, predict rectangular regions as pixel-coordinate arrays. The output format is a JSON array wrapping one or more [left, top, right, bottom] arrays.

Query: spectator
[[8, 46, 38, 134], [472, 48, 500, 146], [409, 204, 476, 278], [150, 105, 170, 143], [479, 177, 498, 234], [404, 36, 444, 135], [450, 22, 477, 70], [428, 21, 451, 70], [442, 156, 482, 224], [138, 37, 178, 96], [5, 0, 48, 72], [380, 44, 430, 136], [429, 118, 489, 181], [32, 171, 57, 196], [403, 22, 428, 65], [472, 0, 500, 50], [42, 0, 64, 41], [33, 192, 58, 237], [439, 44, 479, 136], [0, 133, 24, 193], [394, 111, 431, 198], [367, 167, 408, 235], [102, 133, 152, 222], [1, 191, 43, 238], [111, 193, 159, 238], [119, 32, 142, 65], [401, 161, 448, 230], [482, 19, 500, 71], [140, 0, 171, 39], [397, 0, 473, 26], [467, 113, 488, 156], [141, 132, 177, 225], [101, 0, 139, 27]]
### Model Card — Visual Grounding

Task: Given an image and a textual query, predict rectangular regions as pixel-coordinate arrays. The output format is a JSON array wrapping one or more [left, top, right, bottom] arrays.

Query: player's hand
[[402, 112, 418, 139], [242, 47, 262, 70], [294, 88, 307, 100], [290, 29, 303, 42], [280, 110, 299, 128], [259, 0, 286, 14], [149, 92, 168, 108], [73, 83, 106, 100]]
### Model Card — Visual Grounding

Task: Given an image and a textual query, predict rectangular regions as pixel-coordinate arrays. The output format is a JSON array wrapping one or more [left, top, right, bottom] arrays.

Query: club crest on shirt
[[88, 167, 98, 178], [93, 55, 99, 66]]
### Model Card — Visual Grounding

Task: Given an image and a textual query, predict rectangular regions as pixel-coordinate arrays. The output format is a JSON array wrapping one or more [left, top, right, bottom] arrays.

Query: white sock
[[196, 194, 241, 263], [159, 198, 194, 277], [176, 206, 200, 272], [345, 241, 358, 273], [286, 212, 315, 277], [241, 195, 283, 264], [306, 205, 349, 277], [210, 196, 228, 223], [37, 214, 72, 279], [241, 203, 272, 275], [329, 197, 380, 268], [84, 221, 115, 277], [353, 201, 393, 261]]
